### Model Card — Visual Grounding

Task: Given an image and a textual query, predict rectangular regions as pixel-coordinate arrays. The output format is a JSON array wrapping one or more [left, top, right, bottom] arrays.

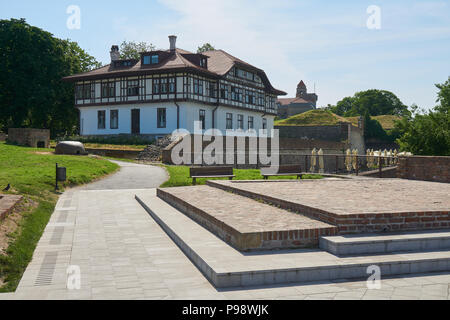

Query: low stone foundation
[[7, 128, 50, 148], [206, 179, 450, 234], [0, 194, 23, 221]]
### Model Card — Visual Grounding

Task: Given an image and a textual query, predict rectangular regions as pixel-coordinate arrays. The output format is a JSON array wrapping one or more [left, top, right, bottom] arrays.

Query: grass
[[0, 142, 118, 292], [160, 165, 323, 188], [276, 109, 403, 131], [275, 109, 352, 127]]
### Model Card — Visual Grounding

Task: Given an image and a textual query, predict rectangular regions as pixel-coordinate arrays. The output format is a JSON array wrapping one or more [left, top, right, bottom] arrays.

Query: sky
[[1, 0, 449, 110]]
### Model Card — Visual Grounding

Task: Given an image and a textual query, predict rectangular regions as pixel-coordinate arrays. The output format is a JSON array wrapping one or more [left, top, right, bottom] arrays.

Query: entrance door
[[131, 109, 140, 134]]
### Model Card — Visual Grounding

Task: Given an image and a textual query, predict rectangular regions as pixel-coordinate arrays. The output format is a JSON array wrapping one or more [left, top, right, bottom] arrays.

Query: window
[[153, 78, 160, 94], [143, 55, 151, 65], [127, 80, 139, 96], [110, 110, 118, 129], [169, 77, 176, 93], [262, 118, 267, 130], [235, 68, 254, 81], [101, 82, 115, 98], [209, 82, 217, 98], [193, 78, 203, 95], [76, 84, 92, 100], [98, 110, 106, 129], [114, 60, 133, 67], [220, 84, 228, 99], [226, 113, 233, 130], [231, 87, 243, 102], [199, 58, 207, 68], [248, 116, 254, 129], [199, 109, 206, 130], [245, 91, 255, 105], [237, 114, 244, 130], [157, 108, 166, 128], [151, 55, 159, 64], [160, 78, 168, 94]]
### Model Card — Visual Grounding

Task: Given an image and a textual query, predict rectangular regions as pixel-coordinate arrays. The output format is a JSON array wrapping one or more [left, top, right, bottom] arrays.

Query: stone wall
[[397, 156, 450, 183], [85, 148, 141, 160], [275, 123, 365, 153], [7, 128, 50, 148], [162, 134, 347, 171], [0, 133, 6, 141]]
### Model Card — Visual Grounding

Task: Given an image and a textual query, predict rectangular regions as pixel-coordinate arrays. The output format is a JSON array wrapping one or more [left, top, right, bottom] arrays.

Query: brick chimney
[[169, 35, 177, 52], [110, 45, 120, 62]]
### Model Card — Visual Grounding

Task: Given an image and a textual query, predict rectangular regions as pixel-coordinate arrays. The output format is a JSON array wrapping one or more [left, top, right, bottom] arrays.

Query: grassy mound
[[275, 109, 351, 126], [276, 110, 402, 131]]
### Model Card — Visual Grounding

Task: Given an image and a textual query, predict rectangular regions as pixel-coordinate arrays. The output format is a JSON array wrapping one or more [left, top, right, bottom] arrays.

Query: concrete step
[[135, 190, 450, 288], [320, 230, 450, 256], [157, 186, 337, 251]]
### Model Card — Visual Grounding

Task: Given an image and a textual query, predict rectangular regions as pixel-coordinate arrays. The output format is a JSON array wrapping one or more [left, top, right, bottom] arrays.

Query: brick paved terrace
[[157, 186, 337, 251], [206, 179, 450, 234]]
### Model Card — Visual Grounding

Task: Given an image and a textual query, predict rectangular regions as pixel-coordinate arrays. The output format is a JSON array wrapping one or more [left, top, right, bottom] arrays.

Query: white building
[[63, 36, 286, 138]]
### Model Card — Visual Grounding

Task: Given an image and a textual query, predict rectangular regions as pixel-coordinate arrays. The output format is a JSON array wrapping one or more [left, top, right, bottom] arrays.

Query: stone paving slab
[[320, 230, 450, 255], [0, 187, 447, 300], [158, 186, 336, 250], [207, 179, 450, 234], [136, 191, 450, 288]]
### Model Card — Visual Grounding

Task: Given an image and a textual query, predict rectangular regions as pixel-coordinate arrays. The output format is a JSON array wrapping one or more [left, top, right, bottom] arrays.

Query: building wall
[[7, 128, 50, 148], [397, 156, 450, 183], [79, 102, 273, 136]]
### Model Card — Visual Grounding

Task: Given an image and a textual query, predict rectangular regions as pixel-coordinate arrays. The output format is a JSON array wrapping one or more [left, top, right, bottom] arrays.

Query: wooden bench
[[260, 165, 303, 180], [190, 166, 235, 185]]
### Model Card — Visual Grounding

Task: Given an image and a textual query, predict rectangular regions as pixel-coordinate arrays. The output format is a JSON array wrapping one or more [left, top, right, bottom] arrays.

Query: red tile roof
[[63, 48, 286, 95], [277, 97, 312, 106]]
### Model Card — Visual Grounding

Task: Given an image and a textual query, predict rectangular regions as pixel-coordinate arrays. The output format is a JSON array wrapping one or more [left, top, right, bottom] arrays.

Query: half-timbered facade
[[63, 36, 286, 137]]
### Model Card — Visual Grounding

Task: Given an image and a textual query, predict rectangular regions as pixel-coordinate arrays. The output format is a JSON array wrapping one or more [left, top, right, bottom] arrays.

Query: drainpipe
[[174, 100, 180, 130], [212, 106, 219, 129]]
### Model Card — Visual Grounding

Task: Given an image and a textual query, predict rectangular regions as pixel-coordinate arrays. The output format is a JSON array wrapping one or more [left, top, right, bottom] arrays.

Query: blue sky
[[1, 0, 449, 110]]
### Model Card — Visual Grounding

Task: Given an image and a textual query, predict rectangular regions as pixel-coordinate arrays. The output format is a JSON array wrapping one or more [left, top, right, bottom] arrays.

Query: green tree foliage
[[197, 43, 215, 53], [363, 111, 388, 140], [119, 41, 155, 60], [394, 77, 450, 156], [0, 18, 101, 136], [328, 89, 409, 117]]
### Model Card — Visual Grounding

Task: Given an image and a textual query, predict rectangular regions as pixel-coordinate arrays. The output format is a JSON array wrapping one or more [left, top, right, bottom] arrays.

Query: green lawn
[[0, 142, 118, 292], [160, 165, 322, 188]]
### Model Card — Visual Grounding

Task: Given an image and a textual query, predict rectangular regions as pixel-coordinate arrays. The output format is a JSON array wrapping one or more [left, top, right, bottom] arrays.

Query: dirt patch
[[30, 151, 54, 155], [0, 197, 38, 255]]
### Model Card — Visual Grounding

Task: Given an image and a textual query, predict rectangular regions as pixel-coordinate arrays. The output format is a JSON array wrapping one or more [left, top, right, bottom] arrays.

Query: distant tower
[[296, 80, 307, 98]]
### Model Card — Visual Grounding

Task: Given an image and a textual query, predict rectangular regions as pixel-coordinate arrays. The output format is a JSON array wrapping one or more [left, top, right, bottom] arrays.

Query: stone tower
[[296, 80, 307, 98]]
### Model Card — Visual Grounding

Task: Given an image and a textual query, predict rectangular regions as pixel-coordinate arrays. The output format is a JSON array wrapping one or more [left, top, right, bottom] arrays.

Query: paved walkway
[[81, 160, 168, 190], [0, 161, 449, 300]]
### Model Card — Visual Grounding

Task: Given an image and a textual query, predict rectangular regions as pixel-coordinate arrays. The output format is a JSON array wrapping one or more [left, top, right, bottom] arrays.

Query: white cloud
[[109, 0, 449, 109]]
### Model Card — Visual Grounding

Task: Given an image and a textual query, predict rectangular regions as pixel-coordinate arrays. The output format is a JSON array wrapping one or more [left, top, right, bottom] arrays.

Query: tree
[[363, 111, 388, 141], [394, 78, 450, 156], [197, 43, 215, 53], [119, 41, 155, 60], [329, 89, 409, 117], [0, 18, 101, 136]]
